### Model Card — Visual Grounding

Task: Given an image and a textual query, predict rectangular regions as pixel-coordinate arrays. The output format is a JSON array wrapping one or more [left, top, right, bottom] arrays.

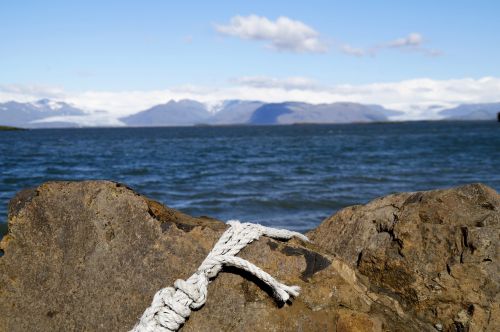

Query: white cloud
[[2, 77, 500, 122], [214, 16, 438, 58], [388, 33, 423, 48], [214, 15, 442, 59], [340, 44, 366, 57], [232, 76, 320, 90], [340, 33, 441, 57], [0, 84, 65, 101], [215, 15, 328, 53]]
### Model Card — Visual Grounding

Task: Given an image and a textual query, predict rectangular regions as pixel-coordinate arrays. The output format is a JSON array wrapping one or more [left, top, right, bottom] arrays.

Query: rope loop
[[131, 220, 308, 332]]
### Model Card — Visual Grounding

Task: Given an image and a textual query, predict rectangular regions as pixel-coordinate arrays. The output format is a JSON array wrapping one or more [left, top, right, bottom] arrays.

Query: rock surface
[[0, 181, 498, 331], [309, 183, 500, 331]]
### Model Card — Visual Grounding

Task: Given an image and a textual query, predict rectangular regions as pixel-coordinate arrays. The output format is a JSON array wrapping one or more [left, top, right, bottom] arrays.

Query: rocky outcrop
[[0, 181, 498, 331], [309, 183, 499, 331]]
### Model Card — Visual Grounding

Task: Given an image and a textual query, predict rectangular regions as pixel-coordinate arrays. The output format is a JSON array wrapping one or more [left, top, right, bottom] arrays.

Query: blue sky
[[1, 0, 499, 119]]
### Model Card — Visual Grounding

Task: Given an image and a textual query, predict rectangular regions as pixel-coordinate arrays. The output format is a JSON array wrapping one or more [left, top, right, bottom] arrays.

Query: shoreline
[[1, 119, 496, 130], [0, 125, 24, 131]]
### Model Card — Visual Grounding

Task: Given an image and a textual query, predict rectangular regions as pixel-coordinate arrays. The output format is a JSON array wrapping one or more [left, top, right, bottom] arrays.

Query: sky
[[1, 0, 500, 120]]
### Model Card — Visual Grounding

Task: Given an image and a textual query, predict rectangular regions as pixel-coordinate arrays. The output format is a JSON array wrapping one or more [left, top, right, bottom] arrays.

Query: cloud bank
[[215, 15, 328, 53], [2, 77, 500, 122]]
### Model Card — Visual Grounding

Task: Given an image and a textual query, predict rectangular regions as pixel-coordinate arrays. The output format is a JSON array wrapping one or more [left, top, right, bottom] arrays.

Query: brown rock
[[308, 183, 500, 331], [1, 181, 498, 331], [0, 181, 434, 331]]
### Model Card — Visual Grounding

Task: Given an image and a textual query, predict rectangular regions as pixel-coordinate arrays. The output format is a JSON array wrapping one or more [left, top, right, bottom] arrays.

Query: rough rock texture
[[0, 181, 498, 331], [309, 183, 500, 331]]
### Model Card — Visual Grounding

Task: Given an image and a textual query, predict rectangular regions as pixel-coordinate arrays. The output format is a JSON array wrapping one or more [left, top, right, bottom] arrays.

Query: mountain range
[[1, 99, 499, 128], [0, 99, 86, 128], [120, 100, 402, 126], [438, 103, 500, 120]]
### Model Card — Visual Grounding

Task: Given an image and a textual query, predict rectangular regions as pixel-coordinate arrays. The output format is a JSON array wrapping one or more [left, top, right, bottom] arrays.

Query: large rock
[[0, 181, 498, 331], [309, 183, 499, 331]]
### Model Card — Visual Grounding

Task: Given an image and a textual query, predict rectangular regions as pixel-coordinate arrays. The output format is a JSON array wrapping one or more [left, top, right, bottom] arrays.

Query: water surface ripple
[[1, 121, 499, 234]]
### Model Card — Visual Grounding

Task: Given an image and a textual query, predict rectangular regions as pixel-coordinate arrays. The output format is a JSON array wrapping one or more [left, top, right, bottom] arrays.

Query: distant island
[[0, 98, 499, 128], [0, 125, 24, 131]]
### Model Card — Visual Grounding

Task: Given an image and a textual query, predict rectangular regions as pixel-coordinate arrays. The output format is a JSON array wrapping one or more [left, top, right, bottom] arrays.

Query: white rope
[[131, 220, 309, 332]]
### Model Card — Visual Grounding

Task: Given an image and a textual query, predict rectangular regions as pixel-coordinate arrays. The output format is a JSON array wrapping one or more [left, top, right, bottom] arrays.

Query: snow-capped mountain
[[120, 99, 401, 126], [0, 99, 86, 128], [2, 98, 499, 128]]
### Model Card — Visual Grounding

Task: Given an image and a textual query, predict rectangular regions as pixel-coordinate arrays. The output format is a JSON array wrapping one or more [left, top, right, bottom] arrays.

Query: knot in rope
[[131, 220, 309, 332]]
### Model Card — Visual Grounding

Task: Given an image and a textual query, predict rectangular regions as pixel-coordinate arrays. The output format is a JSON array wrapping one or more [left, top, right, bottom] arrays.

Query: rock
[[0, 181, 498, 331], [308, 183, 500, 331]]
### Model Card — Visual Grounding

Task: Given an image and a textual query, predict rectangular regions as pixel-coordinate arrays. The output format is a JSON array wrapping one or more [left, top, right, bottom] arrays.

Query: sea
[[1, 121, 499, 239]]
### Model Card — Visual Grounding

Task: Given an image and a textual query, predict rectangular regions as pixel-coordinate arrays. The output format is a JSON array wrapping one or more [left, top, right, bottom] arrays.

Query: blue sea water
[[1, 121, 499, 238]]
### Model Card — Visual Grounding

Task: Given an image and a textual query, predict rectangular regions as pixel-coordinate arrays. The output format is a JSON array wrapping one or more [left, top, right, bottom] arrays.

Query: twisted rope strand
[[131, 220, 308, 332]]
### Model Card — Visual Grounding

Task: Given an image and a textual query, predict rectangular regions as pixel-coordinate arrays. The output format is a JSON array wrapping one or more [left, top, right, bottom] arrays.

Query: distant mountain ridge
[[439, 103, 500, 120], [120, 99, 402, 126], [209, 100, 264, 124], [0, 99, 86, 128], [247, 102, 398, 125], [120, 100, 211, 127], [1, 98, 499, 128]]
